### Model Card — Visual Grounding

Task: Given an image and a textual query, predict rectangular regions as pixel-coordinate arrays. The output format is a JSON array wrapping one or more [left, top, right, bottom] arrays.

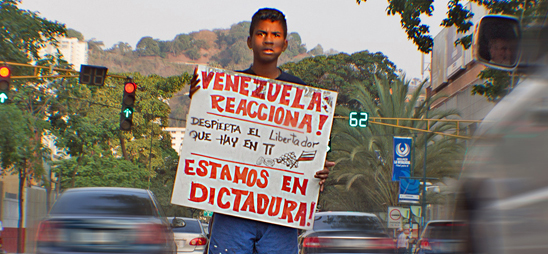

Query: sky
[[19, 0, 450, 79]]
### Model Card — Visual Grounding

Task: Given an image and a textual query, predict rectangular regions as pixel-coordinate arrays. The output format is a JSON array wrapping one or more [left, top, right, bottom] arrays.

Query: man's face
[[489, 38, 516, 65], [247, 19, 288, 64]]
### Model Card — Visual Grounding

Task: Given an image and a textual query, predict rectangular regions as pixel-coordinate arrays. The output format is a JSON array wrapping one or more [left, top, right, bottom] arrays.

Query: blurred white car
[[168, 217, 208, 254], [456, 14, 548, 254]]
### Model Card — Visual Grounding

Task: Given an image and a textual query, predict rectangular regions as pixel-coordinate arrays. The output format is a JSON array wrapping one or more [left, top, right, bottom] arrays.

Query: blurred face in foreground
[[247, 19, 288, 65]]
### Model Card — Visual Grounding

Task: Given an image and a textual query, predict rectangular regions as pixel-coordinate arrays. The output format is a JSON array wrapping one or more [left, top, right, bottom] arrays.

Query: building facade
[[164, 127, 186, 155], [429, 2, 494, 133], [40, 37, 88, 71]]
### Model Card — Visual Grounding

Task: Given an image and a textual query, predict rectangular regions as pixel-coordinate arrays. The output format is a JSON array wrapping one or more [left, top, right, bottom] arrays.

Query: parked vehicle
[[201, 222, 209, 238], [298, 211, 395, 254], [35, 187, 176, 254], [168, 217, 208, 253], [0, 220, 5, 254], [414, 221, 465, 254]]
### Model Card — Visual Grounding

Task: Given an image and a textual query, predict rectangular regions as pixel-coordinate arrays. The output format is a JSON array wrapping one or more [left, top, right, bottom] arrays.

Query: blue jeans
[[208, 213, 298, 254]]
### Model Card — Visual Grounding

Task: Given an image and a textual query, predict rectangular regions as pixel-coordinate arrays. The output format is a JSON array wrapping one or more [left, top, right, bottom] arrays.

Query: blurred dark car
[[167, 217, 207, 253], [414, 221, 465, 254], [35, 187, 176, 254], [298, 211, 395, 254]]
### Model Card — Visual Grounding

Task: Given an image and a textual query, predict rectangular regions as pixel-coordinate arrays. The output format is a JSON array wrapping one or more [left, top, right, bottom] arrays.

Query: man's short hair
[[249, 8, 287, 39]]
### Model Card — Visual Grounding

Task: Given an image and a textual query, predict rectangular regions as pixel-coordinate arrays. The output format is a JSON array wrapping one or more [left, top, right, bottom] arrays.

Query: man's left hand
[[315, 160, 335, 192]]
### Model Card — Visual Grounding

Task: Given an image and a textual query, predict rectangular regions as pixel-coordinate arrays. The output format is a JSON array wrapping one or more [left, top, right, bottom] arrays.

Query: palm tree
[[321, 75, 465, 212]]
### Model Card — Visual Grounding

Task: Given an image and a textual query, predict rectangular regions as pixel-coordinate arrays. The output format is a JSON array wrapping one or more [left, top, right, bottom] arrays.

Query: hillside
[[84, 22, 335, 127]]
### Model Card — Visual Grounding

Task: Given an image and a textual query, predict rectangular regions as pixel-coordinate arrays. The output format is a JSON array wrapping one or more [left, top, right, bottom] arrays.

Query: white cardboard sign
[[171, 65, 338, 230]]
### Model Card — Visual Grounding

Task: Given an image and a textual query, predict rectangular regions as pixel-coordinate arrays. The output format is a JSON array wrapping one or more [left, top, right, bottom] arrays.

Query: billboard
[[431, 2, 487, 89], [392, 137, 413, 181], [431, 28, 448, 90]]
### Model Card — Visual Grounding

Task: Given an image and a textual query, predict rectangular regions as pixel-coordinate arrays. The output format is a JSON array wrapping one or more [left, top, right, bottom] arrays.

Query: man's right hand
[[189, 67, 200, 99]]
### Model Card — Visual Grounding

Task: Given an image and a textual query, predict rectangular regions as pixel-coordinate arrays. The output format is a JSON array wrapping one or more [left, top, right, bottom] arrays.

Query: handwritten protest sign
[[171, 65, 338, 229]]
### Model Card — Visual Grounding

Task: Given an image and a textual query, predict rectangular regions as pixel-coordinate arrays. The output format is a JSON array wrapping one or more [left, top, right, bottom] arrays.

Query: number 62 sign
[[349, 111, 369, 127]]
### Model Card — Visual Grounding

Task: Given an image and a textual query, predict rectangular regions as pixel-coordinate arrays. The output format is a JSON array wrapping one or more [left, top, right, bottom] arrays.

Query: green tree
[[282, 32, 307, 59], [308, 44, 324, 56], [0, 0, 65, 63], [321, 76, 465, 212], [471, 68, 512, 102], [108, 41, 133, 55], [136, 36, 161, 56], [67, 28, 84, 41], [355, 0, 548, 101], [356, 0, 546, 53], [185, 48, 201, 60], [281, 51, 398, 105], [87, 38, 105, 52], [47, 71, 192, 219], [0, 1, 66, 251]]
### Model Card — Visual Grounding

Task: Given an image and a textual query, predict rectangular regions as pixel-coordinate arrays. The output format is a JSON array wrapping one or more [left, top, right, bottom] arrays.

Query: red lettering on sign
[[257, 194, 269, 214], [267, 83, 281, 102], [218, 187, 231, 209], [235, 99, 248, 116], [201, 71, 215, 89], [307, 92, 322, 112], [189, 182, 207, 202], [210, 95, 225, 112], [231, 188, 248, 212], [241, 191, 256, 213], [184, 159, 195, 175], [268, 197, 282, 216], [283, 110, 299, 128], [292, 178, 308, 195], [226, 97, 236, 113], [298, 114, 312, 133], [197, 160, 208, 177], [279, 84, 293, 106], [240, 76, 251, 96], [213, 72, 225, 91], [209, 161, 221, 179], [225, 75, 239, 92], [280, 200, 298, 223], [281, 175, 292, 192], [220, 164, 232, 181], [246, 169, 258, 187], [295, 202, 308, 226], [257, 170, 269, 188], [247, 101, 259, 118], [257, 103, 268, 120], [233, 166, 248, 184], [208, 187, 216, 205], [291, 87, 305, 109]]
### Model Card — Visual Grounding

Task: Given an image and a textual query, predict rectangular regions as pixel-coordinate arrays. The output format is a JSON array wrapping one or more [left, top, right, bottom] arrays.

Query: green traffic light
[[123, 107, 133, 118], [0, 92, 7, 104]]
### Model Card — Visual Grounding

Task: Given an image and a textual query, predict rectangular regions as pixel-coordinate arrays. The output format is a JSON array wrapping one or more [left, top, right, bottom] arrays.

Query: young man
[[190, 8, 334, 254]]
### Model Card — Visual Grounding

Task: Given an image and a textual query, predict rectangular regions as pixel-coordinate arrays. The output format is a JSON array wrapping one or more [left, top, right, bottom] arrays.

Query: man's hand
[[315, 160, 335, 192], [189, 67, 200, 99]]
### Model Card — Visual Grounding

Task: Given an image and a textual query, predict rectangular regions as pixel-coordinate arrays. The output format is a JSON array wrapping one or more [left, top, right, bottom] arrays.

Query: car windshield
[[423, 222, 466, 239], [313, 214, 385, 232], [172, 219, 202, 233], [50, 191, 154, 216]]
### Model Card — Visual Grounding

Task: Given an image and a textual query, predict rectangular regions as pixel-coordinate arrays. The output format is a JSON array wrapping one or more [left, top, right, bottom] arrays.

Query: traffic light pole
[[2, 61, 127, 80], [421, 105, 430, 232]]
